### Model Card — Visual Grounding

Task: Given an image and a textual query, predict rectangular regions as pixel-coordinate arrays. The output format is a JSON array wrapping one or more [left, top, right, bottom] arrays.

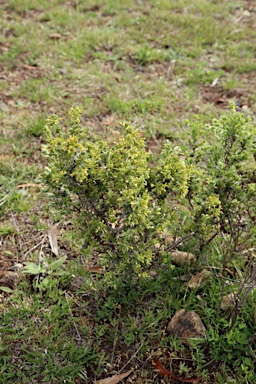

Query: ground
[[0, 1, 255, 383]]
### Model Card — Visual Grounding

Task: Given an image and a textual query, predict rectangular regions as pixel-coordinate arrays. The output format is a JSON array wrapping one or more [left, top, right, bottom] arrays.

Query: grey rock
[[186, 269, 211, 289], [167, 309, 206, 345], [170, 251, 196, 266]]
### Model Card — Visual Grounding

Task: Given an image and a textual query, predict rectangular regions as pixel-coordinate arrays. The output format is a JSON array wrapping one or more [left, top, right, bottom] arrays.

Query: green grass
[[0, 0, 255, 383], [1, 263, 255, 383]]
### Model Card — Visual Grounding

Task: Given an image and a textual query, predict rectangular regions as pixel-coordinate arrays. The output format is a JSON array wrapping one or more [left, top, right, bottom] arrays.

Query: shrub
[[42, 105, 256, 294], [183, 105, 256, 252], [42, 107, 190, 286], [182, 105, 256, 330]]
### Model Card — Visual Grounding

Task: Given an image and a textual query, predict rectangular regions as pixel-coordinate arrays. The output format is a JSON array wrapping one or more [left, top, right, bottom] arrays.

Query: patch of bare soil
[[200, 74, 256, 112]]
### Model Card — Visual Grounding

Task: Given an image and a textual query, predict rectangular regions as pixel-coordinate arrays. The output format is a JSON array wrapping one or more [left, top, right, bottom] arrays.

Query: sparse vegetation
[[0, 1, 255, 383]]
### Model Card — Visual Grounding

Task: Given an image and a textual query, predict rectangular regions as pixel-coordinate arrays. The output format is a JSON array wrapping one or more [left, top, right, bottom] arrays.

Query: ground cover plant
[[0, 0, 256, 383]]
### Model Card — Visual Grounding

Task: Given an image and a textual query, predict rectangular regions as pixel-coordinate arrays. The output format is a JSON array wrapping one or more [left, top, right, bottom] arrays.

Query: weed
[[24, 115, 46, 138]]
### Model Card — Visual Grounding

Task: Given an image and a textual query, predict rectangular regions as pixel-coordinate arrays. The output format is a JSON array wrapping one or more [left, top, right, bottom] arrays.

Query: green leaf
[[38, 275, 51, 289], [48, 255, 67, 272], [0, 286, 13, 293], [23, 262, 46, 275]]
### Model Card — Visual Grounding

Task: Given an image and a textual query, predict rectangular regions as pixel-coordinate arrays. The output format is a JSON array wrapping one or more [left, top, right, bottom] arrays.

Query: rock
[[241, 105, 251, 115], [186, 269, 210, 289], [163, 231, 184, 247], [0, 102, 9, 113], [172, 274, 191, 282], [243, 10, 251, 17], [170, 251, 196, 266], [164, 233, 174, 246], [69, 276, 85, 292], [167, 309, 206, 345], [49, 33, 62, 40], [0, 271, 20, 289], [8, 263, 23, 272], [154, 242, 161, 250], [220, 292, 236, 310]]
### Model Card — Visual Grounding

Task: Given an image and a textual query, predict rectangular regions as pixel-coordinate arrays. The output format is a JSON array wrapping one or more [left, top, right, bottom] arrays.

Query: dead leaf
[[1, 47, 10, 53], [16, 183, 42, 189], [22, 64, 38, 70], [48, 225, 59, 256], [214, 97, 224, 104], [49, 33, 62, 39], [153, 359, 199, 383], [210, 78, 219, 87], [0, 155, 11, 162], [96, 369, 133, 384], [87, 265, 104, 274], [153, 359, 174, 378]]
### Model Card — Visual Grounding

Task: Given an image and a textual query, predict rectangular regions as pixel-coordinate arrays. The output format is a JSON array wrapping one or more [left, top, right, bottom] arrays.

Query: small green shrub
[[183, 105, 256, 332], [42, 105, 256, 292], [23, 255, 70, 291], [42, 107, 190, 286], [184, 104, 256, 249], [183, 104, 256, 313]]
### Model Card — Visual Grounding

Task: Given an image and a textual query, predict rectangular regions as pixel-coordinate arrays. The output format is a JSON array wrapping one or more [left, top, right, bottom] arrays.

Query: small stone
[[0, 271, 20, 289], [241, 105, 251, 115], [170, 251, 196, 266], [243, 10, 251, 17], [0, 102, 9, 112], [69, 276, 85, 292], [186, 270, 210, 289], [154, 242, 161, 249], [220, 292, 236, 310], [167, 309, 206, 345], [164, 233, 174, 246], [49, 33, 62, 39], [8, 263, 23, 272]]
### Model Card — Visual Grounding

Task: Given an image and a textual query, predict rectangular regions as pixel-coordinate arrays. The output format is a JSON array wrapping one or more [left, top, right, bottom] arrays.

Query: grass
[[0, 0, 255, 383]]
